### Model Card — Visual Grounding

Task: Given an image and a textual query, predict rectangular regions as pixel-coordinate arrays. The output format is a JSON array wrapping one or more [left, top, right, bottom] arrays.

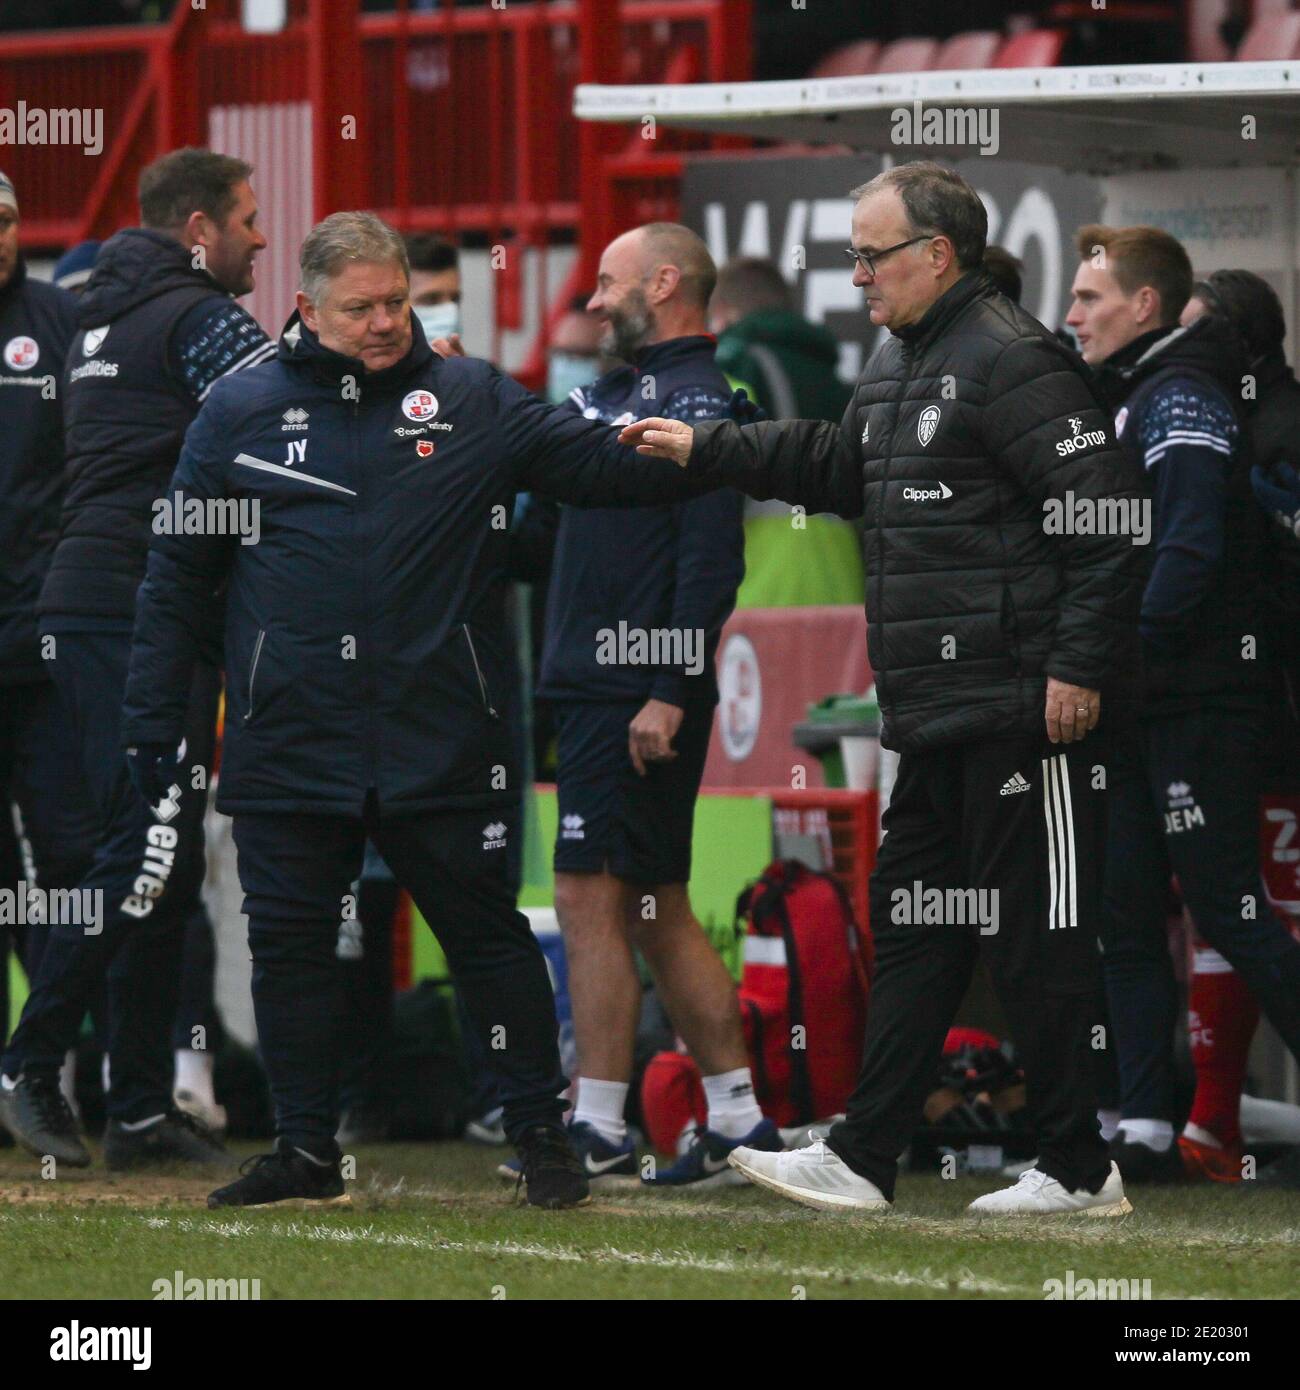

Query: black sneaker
[[514, 1125, 591, 1209], [104, 1109, 232, 1172], [1108, 1135, 1185, 1184], [0, 1073, 91, 1167], [336, 1104, 390, 1146], [208, 1138, 348, 1209]]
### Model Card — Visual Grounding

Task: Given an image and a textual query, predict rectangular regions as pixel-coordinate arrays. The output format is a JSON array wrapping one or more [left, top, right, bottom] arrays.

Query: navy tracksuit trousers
[[1, 631, 219, 1121], [1101, 707, 1300, 1122], [232, 793, 564, 1153]]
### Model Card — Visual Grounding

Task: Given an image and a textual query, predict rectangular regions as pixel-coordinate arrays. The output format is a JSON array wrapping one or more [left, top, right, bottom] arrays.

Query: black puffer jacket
[[687, 271, 1148, 752]]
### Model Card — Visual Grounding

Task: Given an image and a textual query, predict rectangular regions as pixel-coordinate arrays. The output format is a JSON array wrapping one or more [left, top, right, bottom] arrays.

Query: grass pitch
[[1, 1140, 1297, 1301]]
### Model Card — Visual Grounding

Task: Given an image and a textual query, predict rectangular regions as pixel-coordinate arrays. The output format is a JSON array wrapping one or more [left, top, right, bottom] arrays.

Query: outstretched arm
[[494, 366, 718, 508], [620, 405, 865, 519]]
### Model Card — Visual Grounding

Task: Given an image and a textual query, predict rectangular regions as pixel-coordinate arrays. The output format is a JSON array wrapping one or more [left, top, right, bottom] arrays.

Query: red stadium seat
[[874, 37, 941, 74], [810, 39, 881, 78], [993, 28, 1068, 67], [1236, 12, 1300, 61], [933, 30, 1002, 71]]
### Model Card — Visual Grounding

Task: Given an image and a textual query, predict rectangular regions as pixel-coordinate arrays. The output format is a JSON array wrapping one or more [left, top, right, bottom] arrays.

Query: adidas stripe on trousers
[[827, 727, 1112, 1199]]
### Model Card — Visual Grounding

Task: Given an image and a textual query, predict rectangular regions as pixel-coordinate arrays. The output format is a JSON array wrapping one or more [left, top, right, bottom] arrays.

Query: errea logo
[[482, 821, 507, 850], [561, 813, 585, 840], [281, 407, 308, 431]]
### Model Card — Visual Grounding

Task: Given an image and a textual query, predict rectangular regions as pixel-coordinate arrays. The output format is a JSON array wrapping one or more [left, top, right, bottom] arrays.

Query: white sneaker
[[966, 1161, 1132, 1217], [728, 1138, 892, 1212], [173, 1089, 228, 1140]]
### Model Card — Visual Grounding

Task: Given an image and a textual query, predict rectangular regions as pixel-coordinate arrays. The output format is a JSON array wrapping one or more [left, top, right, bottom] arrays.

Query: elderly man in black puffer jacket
[[624, 161, 1148, 1218]]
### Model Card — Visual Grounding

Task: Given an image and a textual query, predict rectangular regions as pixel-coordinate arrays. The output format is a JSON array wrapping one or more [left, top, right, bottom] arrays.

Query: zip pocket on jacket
[[244, 629, 267, 723], [461, 624, 499, 719]]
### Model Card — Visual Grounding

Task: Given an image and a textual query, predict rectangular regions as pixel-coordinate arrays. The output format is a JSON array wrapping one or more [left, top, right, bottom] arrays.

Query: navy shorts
[[551, 699, 715, 884]]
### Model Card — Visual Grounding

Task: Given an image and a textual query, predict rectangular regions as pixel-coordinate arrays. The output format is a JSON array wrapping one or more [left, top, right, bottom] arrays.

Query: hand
[[617, 417, 693, 467], [430, 333, 465, 358], [1045, 678, 1100, 745], [628, 698, 684, 776], [1251, 462, 1300, 541], [125, 741, 181, 808]]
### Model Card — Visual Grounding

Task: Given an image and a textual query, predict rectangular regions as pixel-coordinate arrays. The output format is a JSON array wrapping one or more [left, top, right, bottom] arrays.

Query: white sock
[[1182, 1121, 1223, 1150], [572, 1078, 628, 1146], [59, 1049, 78, 1115], [1118, 1118, 1174, 1152], [703, 1067, 763, 1139], [1097, 1107, 1120, 1143], [101, 1052, 110, 1096], [174, 1047, 215, 1103]]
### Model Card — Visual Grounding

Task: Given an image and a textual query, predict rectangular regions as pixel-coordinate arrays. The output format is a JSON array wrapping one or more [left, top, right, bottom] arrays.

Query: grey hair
[[850, 161, 987, 270], [299, 211, 410, 305]]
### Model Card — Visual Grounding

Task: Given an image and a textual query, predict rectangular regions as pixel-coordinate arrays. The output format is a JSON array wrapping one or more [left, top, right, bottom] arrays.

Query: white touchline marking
[[136, 1214, 1024, 1294]]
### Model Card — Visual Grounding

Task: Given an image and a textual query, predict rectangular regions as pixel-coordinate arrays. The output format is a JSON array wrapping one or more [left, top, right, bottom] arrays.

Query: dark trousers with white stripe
[[827, 729, 1112, 1200]]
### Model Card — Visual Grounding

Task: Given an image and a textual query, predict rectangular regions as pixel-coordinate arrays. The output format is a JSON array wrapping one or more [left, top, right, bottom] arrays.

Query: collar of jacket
[[630, 333, 717, 375], [1093, 317, 1245, 411], [589, 332, 718, 403], [77, 227, 226, 327], [0, 255, 28, 312], [1252, 347, 1292, 393], [276, 308, 435, 392], [892, 269, 992, 353]]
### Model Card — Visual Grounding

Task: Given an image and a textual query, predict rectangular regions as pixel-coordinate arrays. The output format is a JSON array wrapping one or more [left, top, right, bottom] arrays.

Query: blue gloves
[[1252, 461, 1300, 543]]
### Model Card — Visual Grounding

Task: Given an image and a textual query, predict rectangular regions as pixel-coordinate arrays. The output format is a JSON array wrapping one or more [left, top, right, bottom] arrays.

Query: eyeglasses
[[843, 235, 935, 277]]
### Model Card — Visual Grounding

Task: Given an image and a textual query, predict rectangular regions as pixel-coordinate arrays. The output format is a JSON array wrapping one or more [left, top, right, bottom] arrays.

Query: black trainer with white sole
[[0, 1074, 91, 1167], [207, 1139, 348, 1209], [104, 1109, 232, 1171]]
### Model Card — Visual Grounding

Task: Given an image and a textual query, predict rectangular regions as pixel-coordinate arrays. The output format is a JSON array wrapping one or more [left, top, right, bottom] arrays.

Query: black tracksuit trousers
[[827, 728, 1113, 1201], [232, 794, 565, 1154]]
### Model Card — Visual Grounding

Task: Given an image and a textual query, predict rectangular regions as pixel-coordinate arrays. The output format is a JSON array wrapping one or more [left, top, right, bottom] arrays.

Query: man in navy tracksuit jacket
[[0, 172, 96, 1057], [527, 222, 781, 1188], [119, 213, 713, 1209], [1068, 224, 1300, 1183], [0, 150, 273, 1173]]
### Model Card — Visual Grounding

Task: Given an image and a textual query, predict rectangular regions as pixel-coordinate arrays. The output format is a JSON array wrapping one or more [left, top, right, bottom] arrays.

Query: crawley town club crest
[[4, 335, 39, 370], [918, 404, 940, 447], [401, 389, 439, 422]]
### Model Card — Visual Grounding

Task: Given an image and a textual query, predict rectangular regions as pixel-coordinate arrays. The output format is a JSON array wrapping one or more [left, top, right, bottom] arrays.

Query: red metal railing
[[0, 0, 749, 371]]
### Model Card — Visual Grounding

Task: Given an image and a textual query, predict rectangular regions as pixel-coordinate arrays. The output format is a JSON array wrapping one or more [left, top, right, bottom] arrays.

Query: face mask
[[415, 302, 461, 342], [547, 351, 600, 405]]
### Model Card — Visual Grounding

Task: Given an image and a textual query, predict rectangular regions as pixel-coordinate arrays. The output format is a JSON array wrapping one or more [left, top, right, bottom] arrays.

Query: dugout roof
[[574, 61, 1300, 173]]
